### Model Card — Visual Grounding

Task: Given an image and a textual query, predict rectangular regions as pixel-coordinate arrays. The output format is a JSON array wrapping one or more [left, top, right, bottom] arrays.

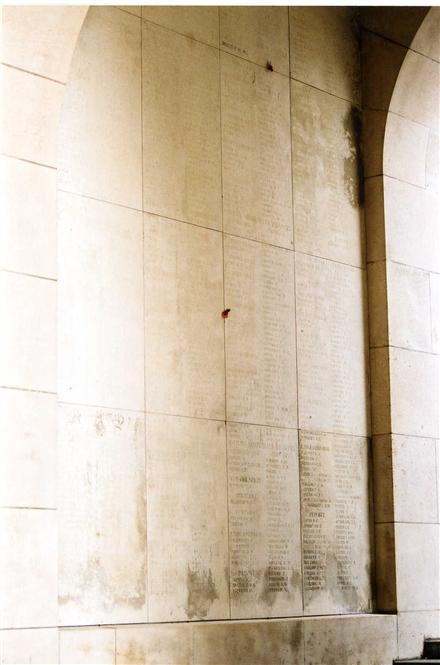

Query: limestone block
[[144, 214, 224, 420], [372, 435, 393, 523], [0, 508, 57, 628], [58, 7, 142, 209], [362, 110, 387, 178], [367, 260, 388, 348], [295, 253, 369, 436], [291, 81, 364, 267], [361, 31, 406, 111], [0, 389, 56, 509], [374, 523, 397, 611], [360, 7, 429, 50], [227, 423, 302, 618], [146, 414, 229, 622], [1, 156, 57, 278], [384, 112, 429, 188], [290, 7, 360, 104], [1, 65, 64, 168], [58, 192, 144, 411], [142, 21, 221, 229], [193, 620, 304, 665], [221, 53, 292, 249], [2, 6, 88, 82], [392, 435, 438, 523], [142, 6, 218, 46], [431, 272, 440, 353], [390, 347, 439, 438], [0, 272, 56, 393], [398, 611, 440, 659], [220, 7, 289, 74], [116, 624, 193, 665], [395, 523, 439, 611], [383, 177, 440, 272], [412, 8, 440, 62], [387, 261, 432, 352], [224, 235, 297, 428], [390, 51, 439, 131], [300, 431, 372, 614], [364, 176, 385, 262], [58, 404, 147, 625], [0, 628, 58, 665], [370, 347, 391, 436], [60, 628, 116, 664], [304, 614, 398, 665], [426, 130, 440, 193], [118, 7, 141, 17]]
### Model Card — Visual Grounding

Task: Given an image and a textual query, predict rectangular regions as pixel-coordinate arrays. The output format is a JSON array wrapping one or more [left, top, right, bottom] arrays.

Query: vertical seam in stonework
[[288, 7, 306, 626], [218, 5, 232, 623], [140, 14, 149, 625]]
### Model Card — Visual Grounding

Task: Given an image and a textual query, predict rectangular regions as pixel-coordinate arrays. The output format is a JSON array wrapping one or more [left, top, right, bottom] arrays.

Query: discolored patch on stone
[[186, 566, 219, 620]]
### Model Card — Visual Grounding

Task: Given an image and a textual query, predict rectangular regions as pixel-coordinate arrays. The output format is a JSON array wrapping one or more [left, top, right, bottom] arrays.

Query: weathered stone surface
[[227, 423, 302, 618], [58, 6, 142, 208], [300, 431, 372, 614], [144, 214, 224, 420], [60, 628, 115, 664], [384, 112, 430, 188], [0, 628, 58, 665], [58, 403, 147, 625], [395, 523, 439, 611], [142, 6, 218, 46], [221, 53, 293, 249], [116, 623, 193, 665], [146, 414, 229, 622], [291, 80, 364, 267], [142, 21, 221, 229], [224, 235, 297, 428]]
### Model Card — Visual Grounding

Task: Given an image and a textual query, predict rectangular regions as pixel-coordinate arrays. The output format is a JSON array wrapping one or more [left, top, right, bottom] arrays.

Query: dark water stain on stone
[[289, 622, 303, 651], [259, 566, 289, 607], [185, 566, 219, 619], [343, 105, 364, 208]]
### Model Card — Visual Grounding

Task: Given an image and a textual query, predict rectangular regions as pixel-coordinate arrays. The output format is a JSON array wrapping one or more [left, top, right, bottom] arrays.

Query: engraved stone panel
[[295, 253, 369, 436], [227, 423, 302, 618], [0, 629, 58, 665], [116, 624, 193, 665], [221, 53, 293, 249], [299, 431, 372, 614], [58, 6, 142, 208], [142, 6, 219, 46], [59, 628, 115, 665], [146, 414, 229, 622], [291, 80, 364, 267], [142, 21, 221, 229], [58, 192, 144, 411], [289, 7, 360, 104], [224, 235, 297, 428], [220, 7, 289, 74], [58, 404, 147, 625], [144, 214, 225, 420]]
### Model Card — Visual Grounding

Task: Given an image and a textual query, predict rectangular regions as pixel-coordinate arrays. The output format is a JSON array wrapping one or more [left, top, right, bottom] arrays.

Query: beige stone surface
[[390, 347, 439, 438], [367, 260, 388, 348], [58, 7, 142, 209], [58, 404, 147, 625], [58, 192, 144, 411], [364, 176, 385, 262], [144, 214, 224, 420], [118, 6, 141, 18], [142, 6, 218, 46], [116, 624, 193, 665], [384, 112, 430, 188], [2, 65, 64, 168], [395, 523, 439, 611], [221, 53, 293, 249], [295, 253, 369, 436], [1, 156, 57, 278], [0, 389, 56, 509], [372, 435, 394, 523], [398, 611, 440, 659], [384, 177, 440, 272], [146, 414, 229, 622], [360, 7, 429, 50], [0, 628, 58, 665], [370, 347, 391, 436], [193, 620, 304, 665], [291, 81, 364, 267], [304, 614, 398, 665], [300, 431, 372, 614], [0, 508, 57, 628], [0, 272, 56, 393], [290, 7, 360, 104], [361, 31, 407, 111], [412, 8, 440, 62], [224, 236, 297, 428], [60, 627, 116, 664], [374, 523, 397, 611], [391, 50, 439, 131], [2, 6, 87, 82], [220, 7, 289, 74], [142, 21, 221, 229], [431, 272, 440, 353], [387, 261, 432, 352], [227, 423, 302, 618], [392, 435, 438, 523]]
